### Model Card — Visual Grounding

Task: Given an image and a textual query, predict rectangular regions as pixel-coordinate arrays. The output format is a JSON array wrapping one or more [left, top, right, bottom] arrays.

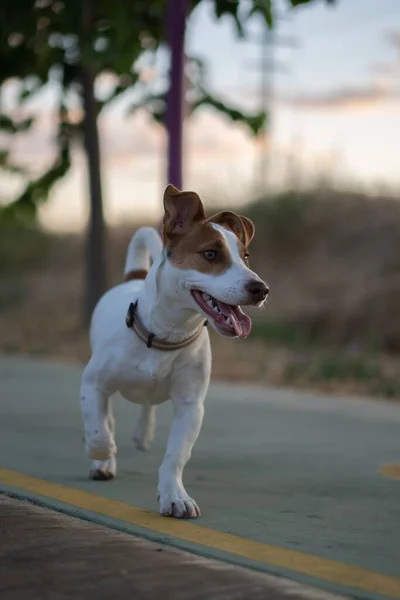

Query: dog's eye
[[244, 252, 250, 264], [203, 249, 219, 261]]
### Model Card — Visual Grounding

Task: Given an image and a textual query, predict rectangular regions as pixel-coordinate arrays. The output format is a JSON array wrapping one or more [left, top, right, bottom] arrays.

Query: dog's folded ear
[[163, 184, 206, 241], [209, 211, 255, 247], [238, 215, 255, 246]]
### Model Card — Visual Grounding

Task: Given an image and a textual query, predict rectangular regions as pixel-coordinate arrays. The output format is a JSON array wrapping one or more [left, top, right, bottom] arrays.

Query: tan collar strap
[[125, 301, 207, 351]]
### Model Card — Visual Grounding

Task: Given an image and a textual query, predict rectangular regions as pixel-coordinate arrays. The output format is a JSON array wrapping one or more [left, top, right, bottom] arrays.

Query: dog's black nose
[[246, 280, 269, 303]]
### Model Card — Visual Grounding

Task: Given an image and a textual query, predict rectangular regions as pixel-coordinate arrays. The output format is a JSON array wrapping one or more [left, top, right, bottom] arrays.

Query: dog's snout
[[246, 280, 269, 303]]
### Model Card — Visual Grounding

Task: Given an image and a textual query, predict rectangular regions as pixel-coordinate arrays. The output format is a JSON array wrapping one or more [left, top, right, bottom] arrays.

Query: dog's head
[[161, 184, 269, 339]]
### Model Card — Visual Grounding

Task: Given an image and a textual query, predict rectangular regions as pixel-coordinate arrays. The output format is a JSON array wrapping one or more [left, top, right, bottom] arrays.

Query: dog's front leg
[[89, 408, 117, 480], [157, 347, 211, 519], [158, 398, 204, 518], [80, 375, 116, 463]]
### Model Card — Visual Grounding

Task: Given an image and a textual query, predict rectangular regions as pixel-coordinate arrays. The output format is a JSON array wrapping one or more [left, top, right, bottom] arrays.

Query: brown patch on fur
[[161, 184, 255, 272], [209, 211, 255, 247], [238, 215, 255, 246], [163, 184, 205, 246], [209, 212, 254, 265], [124, 269, 148, 282], [167, 221, 232, 275]]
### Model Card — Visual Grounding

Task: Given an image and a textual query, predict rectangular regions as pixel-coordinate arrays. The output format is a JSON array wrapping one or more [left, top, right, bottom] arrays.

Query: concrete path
[[0, 356, 399, 600]]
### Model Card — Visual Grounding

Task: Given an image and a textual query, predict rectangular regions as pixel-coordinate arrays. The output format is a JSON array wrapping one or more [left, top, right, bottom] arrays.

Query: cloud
[[280, 83, 399, 112], [2, 103, 256, 176]]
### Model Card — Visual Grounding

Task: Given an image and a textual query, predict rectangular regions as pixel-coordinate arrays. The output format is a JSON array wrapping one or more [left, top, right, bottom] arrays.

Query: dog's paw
[[133, 434, 151, 452], [89, 457, 116, 481], [86, 432, 116, 461], [132, 418, 154, 452], [158, 490, 201, 519]]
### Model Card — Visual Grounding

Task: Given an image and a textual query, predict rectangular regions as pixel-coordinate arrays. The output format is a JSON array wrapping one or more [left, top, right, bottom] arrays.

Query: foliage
[[0, 220, 50, 274], [0, 0, 335, 220], [0, 0, 163, 220], [128, 54, 267, 135]]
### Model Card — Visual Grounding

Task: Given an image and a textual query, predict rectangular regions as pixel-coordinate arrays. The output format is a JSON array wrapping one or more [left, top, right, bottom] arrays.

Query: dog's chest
[[119, 379, 171, 405], [116, 352, 174, 405]]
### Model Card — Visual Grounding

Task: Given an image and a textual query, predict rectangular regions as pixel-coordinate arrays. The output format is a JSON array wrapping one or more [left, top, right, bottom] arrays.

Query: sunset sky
[[2, 0, 400, 231]]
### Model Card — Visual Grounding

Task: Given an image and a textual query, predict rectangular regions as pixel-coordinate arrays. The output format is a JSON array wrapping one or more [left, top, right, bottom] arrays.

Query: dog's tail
[[123, 227, 162, 282]]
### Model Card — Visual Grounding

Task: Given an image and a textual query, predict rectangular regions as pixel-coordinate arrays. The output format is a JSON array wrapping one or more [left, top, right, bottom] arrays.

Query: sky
[[1, 0, 400, 232]]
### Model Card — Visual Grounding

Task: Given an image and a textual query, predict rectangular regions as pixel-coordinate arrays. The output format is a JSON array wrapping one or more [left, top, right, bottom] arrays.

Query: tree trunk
[[81, 66, 107, 327], [165, 0, 186, 190]]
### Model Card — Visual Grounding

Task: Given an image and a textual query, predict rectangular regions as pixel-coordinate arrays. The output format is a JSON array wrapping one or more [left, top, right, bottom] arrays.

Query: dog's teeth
[[207, 299, 213, 308], [203, 293, 211, 301]]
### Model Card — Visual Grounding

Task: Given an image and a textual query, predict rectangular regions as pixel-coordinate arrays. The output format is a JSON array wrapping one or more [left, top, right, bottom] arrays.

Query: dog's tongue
[[218, 301, 252, 338]]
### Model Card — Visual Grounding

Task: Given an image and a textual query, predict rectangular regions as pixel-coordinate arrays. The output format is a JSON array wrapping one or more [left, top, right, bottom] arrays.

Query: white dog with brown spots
[[80, 184, 269, 518]]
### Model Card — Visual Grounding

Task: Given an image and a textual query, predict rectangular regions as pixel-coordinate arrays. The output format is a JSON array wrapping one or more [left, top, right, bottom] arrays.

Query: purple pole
[[166, 0, 186, 190]]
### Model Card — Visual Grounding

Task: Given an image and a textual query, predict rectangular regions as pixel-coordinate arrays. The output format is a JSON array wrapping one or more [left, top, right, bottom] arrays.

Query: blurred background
[[1, 0, 400, 400]]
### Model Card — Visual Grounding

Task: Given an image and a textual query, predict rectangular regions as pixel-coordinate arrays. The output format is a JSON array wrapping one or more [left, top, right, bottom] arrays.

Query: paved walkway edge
[[1, 478, 395, 600], [1, 494, 349, 600]]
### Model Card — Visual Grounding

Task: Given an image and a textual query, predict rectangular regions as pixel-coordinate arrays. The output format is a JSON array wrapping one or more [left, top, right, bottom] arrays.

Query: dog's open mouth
[[191, 290, 251, 338]]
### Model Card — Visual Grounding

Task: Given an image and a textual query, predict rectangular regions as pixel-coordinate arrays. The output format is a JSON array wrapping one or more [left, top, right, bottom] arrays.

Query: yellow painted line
[[380, 463, 400, 481], [1, 468, 400, 600]]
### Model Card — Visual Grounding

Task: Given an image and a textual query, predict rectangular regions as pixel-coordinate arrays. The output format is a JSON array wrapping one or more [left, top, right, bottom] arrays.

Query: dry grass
[[246, 189, 400, 352], [1, 188, 400, 401]]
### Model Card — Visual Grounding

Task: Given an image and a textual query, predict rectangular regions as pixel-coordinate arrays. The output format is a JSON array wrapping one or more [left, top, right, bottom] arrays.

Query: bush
[[0, 222, 51, 274], [246, 190, 314, 241]]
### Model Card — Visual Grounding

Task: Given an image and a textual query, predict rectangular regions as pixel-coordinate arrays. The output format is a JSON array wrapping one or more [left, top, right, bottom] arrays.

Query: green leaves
[[192, 94, 267, 136], [0, 144, 71, 223], [0, 114, 33, 134], [127, 51, 267, 136], [0, 150, 27, 176], [210, 0, 337, 31], [0, 0, 337, 223], [247, 1, 274, 29], [291, 0, 335, 5], [186, 53, 266, 134], [213, 0, 244, 36]]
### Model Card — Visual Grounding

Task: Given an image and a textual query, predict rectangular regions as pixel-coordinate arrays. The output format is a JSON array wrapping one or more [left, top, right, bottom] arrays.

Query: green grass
[[251, 320, 314, 347], [311, 355, 380, 382], [250, 318, 399, 400], [283, 350, 400, 400], [251, 316, 384, 356]]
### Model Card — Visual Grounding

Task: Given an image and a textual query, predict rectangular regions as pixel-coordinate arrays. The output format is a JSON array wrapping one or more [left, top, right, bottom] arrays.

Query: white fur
[[80, 224, 265, 518], [124, 226, 162, 275], [132, 404, 156, 451]]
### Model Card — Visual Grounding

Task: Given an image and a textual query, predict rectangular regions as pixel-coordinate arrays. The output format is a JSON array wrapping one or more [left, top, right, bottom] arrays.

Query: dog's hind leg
[[89, 404, 117, 480], [132, 404, 156, 451]]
